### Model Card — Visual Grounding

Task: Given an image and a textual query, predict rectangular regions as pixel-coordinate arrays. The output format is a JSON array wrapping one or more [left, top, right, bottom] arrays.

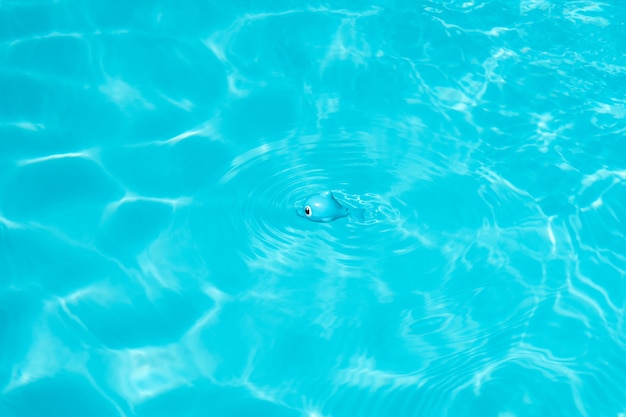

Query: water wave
[[203, 130, 447, 279]]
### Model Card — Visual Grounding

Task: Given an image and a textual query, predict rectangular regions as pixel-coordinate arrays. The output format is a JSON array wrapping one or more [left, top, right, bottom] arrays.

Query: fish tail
[[348, 208, 366, 222]]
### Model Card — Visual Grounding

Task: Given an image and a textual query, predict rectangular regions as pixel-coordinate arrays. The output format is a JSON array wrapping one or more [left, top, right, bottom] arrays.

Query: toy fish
[[295, 191, 365, 223]]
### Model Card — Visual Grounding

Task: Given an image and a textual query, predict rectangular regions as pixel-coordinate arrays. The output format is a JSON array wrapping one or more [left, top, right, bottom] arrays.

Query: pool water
[[1, 1, 626, 416]]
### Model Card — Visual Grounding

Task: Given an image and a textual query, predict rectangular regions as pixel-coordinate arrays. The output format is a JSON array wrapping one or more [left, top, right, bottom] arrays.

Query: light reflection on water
[[1, 1, 626, 417]]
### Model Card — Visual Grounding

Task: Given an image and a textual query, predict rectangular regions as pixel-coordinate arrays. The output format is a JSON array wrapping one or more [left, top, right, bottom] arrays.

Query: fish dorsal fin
[[321, 190, 333, 198]]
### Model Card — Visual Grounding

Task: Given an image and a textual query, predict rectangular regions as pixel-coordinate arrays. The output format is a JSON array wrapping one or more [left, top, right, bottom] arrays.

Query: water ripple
[[2, 1, 626, 416], [207, 131, 443, 280]]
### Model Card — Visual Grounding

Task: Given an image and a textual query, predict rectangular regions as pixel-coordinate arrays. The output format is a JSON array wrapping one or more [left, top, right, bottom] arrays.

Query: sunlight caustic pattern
[[1, 1, 626, 416]]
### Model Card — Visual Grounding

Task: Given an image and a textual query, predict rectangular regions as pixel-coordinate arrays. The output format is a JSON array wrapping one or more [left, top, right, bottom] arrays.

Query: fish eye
[[304, 206, 312, 216]]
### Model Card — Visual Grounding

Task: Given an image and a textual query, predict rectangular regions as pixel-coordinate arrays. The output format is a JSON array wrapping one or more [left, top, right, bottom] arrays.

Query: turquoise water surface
[[1, 1, 626, 416]]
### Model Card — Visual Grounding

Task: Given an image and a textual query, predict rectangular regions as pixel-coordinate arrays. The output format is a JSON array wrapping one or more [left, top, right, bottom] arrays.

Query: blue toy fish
[[295, 191, 365, 223]]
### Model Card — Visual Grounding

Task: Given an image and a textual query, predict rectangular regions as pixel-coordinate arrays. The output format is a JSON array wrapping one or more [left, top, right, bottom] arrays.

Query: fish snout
[[294, 199, 306, 218]]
